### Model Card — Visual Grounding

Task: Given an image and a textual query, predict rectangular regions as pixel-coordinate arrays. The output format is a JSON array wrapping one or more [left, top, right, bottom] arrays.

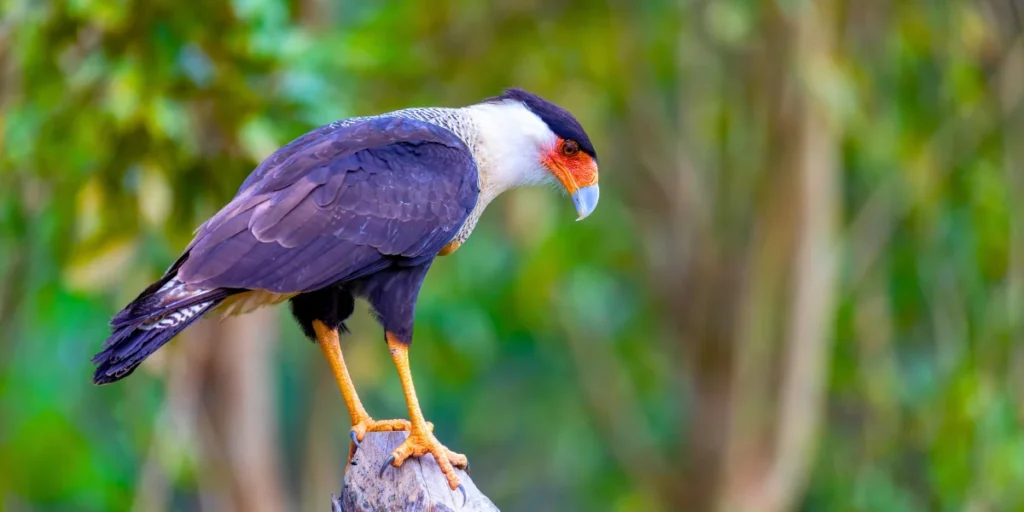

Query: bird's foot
[[378, 425, 468, 491], [351, 417, 423, 445], [347, 417, 433, 461]]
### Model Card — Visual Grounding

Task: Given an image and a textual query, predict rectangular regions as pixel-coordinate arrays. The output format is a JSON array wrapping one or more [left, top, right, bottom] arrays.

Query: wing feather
[[177, 117, 478, 294], [249, 180, 320, 244]]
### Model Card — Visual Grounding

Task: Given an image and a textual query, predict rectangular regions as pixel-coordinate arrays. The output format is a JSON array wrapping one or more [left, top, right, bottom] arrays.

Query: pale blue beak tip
[[571, 184, 600, 221]]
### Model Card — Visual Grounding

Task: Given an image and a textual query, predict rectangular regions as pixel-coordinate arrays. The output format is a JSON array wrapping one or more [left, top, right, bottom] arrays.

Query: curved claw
[[464, 459, 471, 474], [350, 430, 361, 448], [379, 454, 396, 478], [457, 483, 466, 506]]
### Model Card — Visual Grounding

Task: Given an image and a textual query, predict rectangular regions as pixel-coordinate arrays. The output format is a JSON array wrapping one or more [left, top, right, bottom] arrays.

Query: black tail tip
[[91, 359, 139, 385], [92, 296, 221, 386], [92, 370, 120, 385]]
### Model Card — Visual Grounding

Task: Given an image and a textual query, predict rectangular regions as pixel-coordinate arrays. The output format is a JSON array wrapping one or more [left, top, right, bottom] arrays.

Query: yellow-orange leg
[[313, 321, 420, 459], [379, 332, 468, 493]]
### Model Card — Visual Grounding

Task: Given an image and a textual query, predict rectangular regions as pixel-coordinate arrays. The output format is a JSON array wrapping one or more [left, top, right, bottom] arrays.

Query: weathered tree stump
[[332, 431, 499, 511]]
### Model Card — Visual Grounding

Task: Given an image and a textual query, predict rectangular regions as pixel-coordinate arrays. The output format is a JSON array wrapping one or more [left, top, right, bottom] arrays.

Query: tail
[[92, 267, 234, 384]]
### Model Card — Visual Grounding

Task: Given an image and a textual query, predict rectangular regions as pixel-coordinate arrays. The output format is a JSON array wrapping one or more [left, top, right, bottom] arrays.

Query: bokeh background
[[3, 0, 1024, 510]]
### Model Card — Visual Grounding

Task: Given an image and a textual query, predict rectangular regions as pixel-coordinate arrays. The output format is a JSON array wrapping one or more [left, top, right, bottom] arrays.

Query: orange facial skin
[[542, 137, 599, 194]]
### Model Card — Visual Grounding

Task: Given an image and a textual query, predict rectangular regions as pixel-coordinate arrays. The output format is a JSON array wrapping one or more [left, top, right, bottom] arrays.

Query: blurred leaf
[[64, 237, 136, 291]]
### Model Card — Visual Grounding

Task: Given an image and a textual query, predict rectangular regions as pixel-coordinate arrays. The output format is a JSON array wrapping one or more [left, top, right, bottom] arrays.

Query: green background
[[2, 0, 1023, 510]]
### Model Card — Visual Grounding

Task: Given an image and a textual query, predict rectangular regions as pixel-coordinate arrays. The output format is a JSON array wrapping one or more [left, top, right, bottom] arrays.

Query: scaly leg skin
[[313, 321, 430, 460], [380, 332, 468, 498]]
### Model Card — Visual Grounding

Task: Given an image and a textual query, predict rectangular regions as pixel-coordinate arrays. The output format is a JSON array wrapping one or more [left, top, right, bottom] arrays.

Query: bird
[[91, 87, 599, 493]]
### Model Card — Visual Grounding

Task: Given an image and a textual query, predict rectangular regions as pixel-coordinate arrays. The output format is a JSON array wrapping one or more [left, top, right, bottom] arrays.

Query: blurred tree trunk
[[618, 2, 840, 510], [719, 3, 839, 510], [998, 24, 1024, 416], [200, 309, 291, 512], [132, 310, 290, 512], [131, 320, 216, 512], [300, 367, 344, 512]]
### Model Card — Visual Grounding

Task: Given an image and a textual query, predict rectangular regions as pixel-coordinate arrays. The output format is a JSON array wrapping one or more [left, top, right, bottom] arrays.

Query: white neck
[[462, 101, 556, 203], [379, 100, 559, 252]]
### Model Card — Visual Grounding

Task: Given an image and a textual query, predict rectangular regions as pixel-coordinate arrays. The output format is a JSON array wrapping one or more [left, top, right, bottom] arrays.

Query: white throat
[[462, 100, 556, 204]]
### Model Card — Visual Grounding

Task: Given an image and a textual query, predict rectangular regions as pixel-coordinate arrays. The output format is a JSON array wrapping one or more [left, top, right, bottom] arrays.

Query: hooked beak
[[571, 184, 600, 221], [545, 149, 600, 220]]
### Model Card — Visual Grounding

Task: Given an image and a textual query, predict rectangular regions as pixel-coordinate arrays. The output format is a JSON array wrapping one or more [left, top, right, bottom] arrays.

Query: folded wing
[[179, 116, 480, 293]]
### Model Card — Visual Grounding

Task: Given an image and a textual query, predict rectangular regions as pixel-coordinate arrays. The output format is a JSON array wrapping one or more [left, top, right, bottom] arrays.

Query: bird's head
[[471, 88, 599, 220]]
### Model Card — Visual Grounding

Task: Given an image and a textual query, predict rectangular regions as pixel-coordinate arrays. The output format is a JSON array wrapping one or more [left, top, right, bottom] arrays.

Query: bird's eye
[[561, 140, 580, 157]]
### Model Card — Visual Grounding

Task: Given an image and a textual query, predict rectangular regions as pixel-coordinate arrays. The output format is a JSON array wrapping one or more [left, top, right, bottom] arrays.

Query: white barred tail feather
[[138, 301, 212, 330], [92, 299, 223, 384], [93, 267, 235, 384]]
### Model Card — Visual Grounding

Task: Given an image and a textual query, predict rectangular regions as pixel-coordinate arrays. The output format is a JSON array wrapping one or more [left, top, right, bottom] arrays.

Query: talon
[[384, 429, 465, 492], [349, 417, 411, 453], [457, 483, 466, 506], [447, 449, 469, 470], [379, 454, 396, 478]]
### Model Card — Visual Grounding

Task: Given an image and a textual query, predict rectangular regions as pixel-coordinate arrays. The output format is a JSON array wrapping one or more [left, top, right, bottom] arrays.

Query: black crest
[[489, 88, 597, 161]]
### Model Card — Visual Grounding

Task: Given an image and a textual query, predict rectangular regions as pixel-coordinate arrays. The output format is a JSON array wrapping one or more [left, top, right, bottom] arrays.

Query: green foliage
[[1, 0, 1023, 511]]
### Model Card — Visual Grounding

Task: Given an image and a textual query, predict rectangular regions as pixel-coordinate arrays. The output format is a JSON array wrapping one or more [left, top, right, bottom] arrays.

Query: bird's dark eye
[[561, 140, 580, 157]]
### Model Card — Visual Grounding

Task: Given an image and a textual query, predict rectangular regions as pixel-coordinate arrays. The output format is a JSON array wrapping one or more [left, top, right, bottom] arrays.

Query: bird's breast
[[438, 187, 495, 256]]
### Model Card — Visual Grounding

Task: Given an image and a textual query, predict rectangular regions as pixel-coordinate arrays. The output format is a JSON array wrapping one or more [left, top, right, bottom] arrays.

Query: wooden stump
[[333, 431, 499, 511]]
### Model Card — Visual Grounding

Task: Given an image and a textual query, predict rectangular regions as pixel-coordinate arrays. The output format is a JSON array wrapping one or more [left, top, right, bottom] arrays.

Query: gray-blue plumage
[[92, 87, 599, 385], [181, 116, 479, 291], [93, 116, 480, 384]]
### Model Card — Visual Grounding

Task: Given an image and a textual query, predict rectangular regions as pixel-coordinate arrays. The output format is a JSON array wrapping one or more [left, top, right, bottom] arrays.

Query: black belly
[[287, 261, 432, 345], [289, 284, 356, 340]]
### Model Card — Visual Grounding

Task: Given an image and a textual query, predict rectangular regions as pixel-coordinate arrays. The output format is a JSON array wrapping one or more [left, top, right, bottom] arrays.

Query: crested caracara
[[93, 88, 599, 494]]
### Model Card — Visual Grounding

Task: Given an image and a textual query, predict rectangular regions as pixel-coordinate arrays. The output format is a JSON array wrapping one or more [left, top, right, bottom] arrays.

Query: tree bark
[[335, 432, 498, 512]]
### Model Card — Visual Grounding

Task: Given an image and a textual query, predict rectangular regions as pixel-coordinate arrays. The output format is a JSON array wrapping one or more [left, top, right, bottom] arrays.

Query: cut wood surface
[[333, 431, 499, 511]]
